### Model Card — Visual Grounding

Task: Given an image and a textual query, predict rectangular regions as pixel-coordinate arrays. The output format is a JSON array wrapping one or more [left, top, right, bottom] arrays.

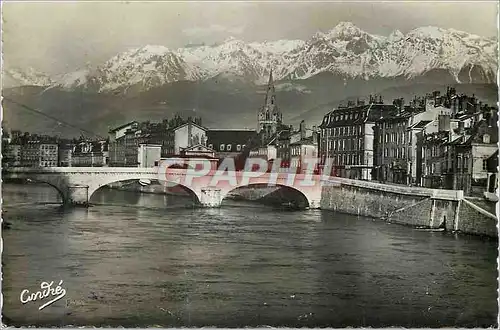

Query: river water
[[2, 183, 498, 327]]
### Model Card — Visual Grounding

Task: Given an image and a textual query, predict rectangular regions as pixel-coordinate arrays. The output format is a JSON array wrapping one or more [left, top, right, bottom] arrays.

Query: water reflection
[[1, 183, 497, 328]]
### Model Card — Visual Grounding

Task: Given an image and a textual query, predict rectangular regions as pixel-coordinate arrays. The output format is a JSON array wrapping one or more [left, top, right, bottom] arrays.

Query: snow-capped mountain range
[[4, 22, 498, 93]]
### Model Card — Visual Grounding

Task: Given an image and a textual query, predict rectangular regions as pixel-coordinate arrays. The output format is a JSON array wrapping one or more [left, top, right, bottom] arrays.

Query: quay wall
[[226, 186, 280, 200], [320, 178, 497, 237], [457, 199, 498, 237]]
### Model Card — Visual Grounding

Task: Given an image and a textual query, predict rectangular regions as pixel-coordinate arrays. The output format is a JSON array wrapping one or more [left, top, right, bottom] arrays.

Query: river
[[1, 183, 497, 327]]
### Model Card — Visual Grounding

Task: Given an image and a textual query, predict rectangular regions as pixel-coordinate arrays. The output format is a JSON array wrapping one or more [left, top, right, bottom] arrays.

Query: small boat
[[281, 201, 301, 211], [139, 179, 152, 186], [416, 227, 445, 232], [2, 221, 12, 230]]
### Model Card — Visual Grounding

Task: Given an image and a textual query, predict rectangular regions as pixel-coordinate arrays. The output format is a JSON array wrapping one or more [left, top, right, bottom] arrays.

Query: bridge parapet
[[4, 167, 324, 209], [4, 167, 158, 175], [322, 177, 464, 201]]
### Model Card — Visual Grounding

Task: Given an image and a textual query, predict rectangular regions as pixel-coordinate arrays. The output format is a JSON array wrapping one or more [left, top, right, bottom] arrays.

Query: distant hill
[[3, 70, 497, 138]]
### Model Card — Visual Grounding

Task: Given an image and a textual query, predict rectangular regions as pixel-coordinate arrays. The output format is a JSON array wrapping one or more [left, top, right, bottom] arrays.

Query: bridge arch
[[16, 178, 68, 203], [221, 183, 313, 209], [86, 178, 202, 205]]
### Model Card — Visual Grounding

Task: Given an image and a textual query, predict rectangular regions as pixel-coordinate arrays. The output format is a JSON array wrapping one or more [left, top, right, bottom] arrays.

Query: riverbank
[[320, 178, 497, 238], [3, 182, 496, 328]]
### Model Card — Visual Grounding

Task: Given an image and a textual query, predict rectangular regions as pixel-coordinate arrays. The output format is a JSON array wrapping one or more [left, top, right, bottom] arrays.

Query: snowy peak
[[12, 22, 497, 93], [325, 21, 366, 40], [97, 45, 203, 92], [3, 67, 53, 88], [407, 26, 447, 40], [388, 29, 404, 42], [52, 69, 93, 89]]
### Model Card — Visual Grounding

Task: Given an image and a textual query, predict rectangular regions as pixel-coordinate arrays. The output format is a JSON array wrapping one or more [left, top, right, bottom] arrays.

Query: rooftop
[[109, 121, 138, 133], [320, 103, 398, 128]]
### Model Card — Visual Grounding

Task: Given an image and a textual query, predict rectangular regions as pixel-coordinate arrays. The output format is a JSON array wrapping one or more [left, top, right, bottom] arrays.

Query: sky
[[2, 1, 498, 75]]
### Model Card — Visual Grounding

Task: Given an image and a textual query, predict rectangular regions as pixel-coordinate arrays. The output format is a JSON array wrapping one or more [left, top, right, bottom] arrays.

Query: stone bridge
[[3, 167, 323, 208]]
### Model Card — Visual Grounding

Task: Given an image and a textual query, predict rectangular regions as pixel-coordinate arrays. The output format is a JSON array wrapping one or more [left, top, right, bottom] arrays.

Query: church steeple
[[257, 68, 282, 145], [264, 68, 276, 110]]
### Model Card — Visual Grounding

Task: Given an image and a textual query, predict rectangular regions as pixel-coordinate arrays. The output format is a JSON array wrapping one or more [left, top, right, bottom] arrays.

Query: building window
[[483, 159, 488, 171], [483, 134, 491, 144], [220, 144, 225, 151], [242, 145, 246, 149], [237, 144, 241, 151], [463, 157, 469, 172]]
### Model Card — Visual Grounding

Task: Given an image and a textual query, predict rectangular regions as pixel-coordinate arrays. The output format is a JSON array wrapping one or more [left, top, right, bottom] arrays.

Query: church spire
[[263, 68, 276, 109]]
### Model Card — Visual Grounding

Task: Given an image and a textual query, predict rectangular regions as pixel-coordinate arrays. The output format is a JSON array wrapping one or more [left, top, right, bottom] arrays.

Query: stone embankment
[[320, 177, 497, 238]]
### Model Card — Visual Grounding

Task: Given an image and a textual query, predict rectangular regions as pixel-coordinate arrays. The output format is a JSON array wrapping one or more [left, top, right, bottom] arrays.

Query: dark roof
[[423, 131, 449, 144], [265, 128, 292, 146], [109, 121, 138, 133], [290, 136, 314, 146], [277, 129, 292, 140], [58, 143, 74, 150], [466, 119, 499, 145], [206, 129, 258, 147], [448, 135, 467, 145], [164, 154, 218, 159], [376, 109, 426, 123], [319, 104, 398, 128], [410, 120, 432, 129], [182, 144, 215, 152], [487, 150, 498, 161]]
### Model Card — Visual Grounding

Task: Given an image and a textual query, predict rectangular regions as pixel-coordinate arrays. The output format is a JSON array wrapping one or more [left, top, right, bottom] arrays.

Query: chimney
[[474, 111, 484, 124], [188, 118, 193, 147], [312, 125, 318, 144], [457, 121, 465, 135], [300, 120, 306, 140], [490, 109, 498, 127], [438, 113, 451, 132]]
